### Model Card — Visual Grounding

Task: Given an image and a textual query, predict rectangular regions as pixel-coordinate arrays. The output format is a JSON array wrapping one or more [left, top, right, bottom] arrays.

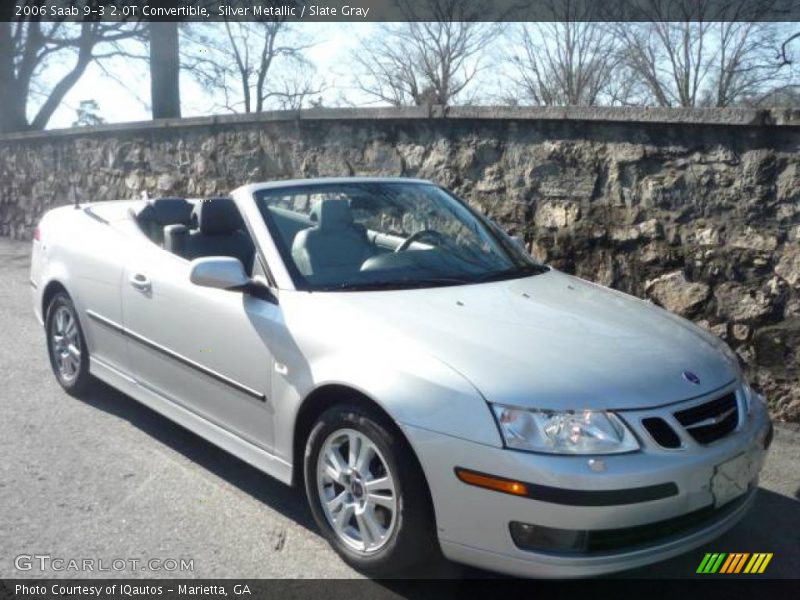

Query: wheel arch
[[295, 383, 443, 573], [286, 351, 501, 488], [291, 384, 425, 492], [41, 279, 70, 318]]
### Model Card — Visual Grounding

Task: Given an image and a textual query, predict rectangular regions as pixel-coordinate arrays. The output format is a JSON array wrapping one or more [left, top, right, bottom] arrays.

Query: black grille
[[674, 392, 738, 445], [642, 417, 681, 448]]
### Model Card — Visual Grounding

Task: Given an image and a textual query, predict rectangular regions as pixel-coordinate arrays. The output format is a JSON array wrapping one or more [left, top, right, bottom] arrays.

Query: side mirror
[[189, 257, 249, 290]]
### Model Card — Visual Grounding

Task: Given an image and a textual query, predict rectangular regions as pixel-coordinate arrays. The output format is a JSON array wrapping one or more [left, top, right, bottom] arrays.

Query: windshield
[[254, 181, 547, 291]]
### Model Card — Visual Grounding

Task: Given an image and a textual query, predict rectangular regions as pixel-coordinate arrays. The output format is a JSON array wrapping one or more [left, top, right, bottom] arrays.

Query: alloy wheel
[[316, 428, 398, 554], [50, 305, 81, 383]]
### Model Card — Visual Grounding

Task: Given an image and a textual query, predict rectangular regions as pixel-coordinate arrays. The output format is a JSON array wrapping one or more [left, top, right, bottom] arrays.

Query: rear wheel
[[46, 292, 92, 396], [304, 403, 437, 576]]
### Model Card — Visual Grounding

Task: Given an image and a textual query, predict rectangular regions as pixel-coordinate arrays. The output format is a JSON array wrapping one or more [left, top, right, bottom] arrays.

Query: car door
[[65, 214, 136, 374], [121, 242, 280, 451]]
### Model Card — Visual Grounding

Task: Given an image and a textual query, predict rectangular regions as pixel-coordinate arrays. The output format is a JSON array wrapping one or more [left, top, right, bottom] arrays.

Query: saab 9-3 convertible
[[31, 178, 772, 577]]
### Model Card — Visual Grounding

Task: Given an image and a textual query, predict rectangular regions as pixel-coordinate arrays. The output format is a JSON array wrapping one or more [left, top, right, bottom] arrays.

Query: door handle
[[129, 273, 151, 293]]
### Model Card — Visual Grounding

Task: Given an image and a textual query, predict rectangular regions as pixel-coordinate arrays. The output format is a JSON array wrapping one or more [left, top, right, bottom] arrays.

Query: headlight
[[490, 405, 640, 455]]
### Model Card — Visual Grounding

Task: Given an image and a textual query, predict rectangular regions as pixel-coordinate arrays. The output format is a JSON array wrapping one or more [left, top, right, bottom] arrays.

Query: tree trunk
[[150, 22, 181, 119], [0, 22, 29, 133]]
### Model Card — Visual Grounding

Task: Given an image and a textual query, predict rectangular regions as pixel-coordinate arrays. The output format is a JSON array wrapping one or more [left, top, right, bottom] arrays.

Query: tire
[[304, 402, 437, 576], [45, 292, 93, 397]]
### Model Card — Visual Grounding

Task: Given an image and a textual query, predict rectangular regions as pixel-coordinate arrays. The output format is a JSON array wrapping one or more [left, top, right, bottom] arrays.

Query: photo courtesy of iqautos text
[[1, 0, 799, 596]]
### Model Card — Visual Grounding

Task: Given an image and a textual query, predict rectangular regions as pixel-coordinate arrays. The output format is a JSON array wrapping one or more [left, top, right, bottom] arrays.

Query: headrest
[[192, 197, 242, 235], [151, 197, 193, 225], [136, 197, 193, 226], [311, 199, 353, 231]]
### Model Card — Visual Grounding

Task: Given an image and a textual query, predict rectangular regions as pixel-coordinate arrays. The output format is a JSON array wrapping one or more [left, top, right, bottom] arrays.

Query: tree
[[351, 0, 500, 106], [150, 22, 181, 119], [72, 99, 104, 126], [0, 2, 142, 133], [182, 20, 322, 113], [507, 17, 623, 106], [710, 21, 788, 107], [615, 0, 790, 107]]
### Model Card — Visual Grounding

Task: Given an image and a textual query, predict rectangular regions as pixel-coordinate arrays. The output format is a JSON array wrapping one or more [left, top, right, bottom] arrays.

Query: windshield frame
[[252, 179, 547, 292]]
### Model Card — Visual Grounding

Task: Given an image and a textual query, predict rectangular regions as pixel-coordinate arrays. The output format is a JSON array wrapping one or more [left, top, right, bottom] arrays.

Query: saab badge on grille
[[682, 370, 701, 385]]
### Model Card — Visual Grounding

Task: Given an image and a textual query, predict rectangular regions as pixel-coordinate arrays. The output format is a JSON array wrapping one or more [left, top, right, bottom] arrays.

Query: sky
[[46, 23, 378, 129], [38, 21, 800, 129]]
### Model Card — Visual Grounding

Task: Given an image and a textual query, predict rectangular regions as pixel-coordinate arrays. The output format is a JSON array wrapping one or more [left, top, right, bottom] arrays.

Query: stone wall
[[1, 106, 799, 420]]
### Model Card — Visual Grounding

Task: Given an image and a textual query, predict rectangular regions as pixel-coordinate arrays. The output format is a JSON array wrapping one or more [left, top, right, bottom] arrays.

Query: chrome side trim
[[85, 309, 267, 402]]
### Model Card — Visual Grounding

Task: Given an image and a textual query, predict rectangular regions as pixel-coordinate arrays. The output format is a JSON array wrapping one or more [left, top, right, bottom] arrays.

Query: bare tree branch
[[778, 31, 800, 65], [351, 0, 500, 107], [615, 0, 792, 107], [182, 20, 323, 114], [506, 1, 624, 106]]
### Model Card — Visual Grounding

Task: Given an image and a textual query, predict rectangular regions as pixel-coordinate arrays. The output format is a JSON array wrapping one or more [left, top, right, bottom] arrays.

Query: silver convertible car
[[31, 177, 773, 577]]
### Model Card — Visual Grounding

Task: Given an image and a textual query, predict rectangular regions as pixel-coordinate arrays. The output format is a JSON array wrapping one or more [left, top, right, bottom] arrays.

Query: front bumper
[[401, 388, 772, 578]]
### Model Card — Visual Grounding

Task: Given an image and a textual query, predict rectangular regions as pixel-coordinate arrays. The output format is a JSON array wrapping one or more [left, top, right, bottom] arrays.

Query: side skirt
[[89, 356, 294, 485]]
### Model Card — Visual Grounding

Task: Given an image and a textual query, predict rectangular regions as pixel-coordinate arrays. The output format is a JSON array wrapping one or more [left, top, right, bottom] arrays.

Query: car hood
[[289, 270, 737, 411]]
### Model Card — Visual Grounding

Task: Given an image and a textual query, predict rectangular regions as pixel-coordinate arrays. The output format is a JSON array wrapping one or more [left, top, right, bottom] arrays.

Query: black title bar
[[2, 0, 800, 22], [3, 579, 800, 599]]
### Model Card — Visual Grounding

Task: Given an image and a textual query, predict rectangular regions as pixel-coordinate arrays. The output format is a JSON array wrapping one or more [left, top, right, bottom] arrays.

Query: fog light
[[509, 521, 589, 553]]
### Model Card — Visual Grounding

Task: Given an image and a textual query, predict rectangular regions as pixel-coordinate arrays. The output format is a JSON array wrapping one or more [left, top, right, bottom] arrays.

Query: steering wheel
[[395, 229, 448, 253]]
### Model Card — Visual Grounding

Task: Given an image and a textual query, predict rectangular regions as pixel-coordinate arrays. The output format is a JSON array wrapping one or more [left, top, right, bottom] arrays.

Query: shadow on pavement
[[77, 380, 317, 530]]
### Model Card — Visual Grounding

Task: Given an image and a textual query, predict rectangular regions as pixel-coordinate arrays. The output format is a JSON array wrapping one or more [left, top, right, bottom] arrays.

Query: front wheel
[[46, 292, 92, 396], [304, 403, 437, 576]]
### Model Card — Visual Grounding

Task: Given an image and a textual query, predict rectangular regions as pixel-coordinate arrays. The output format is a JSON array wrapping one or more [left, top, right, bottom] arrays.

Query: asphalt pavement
[[0, 238, 798, 581]]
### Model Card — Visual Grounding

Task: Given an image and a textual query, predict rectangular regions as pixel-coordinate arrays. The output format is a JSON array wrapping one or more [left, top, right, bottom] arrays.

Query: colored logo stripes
[[697, 552, 773, 574]]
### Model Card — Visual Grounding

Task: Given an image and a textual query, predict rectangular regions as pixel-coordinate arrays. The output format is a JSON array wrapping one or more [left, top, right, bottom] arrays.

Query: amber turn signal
[[455, 468, 528, 496]]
